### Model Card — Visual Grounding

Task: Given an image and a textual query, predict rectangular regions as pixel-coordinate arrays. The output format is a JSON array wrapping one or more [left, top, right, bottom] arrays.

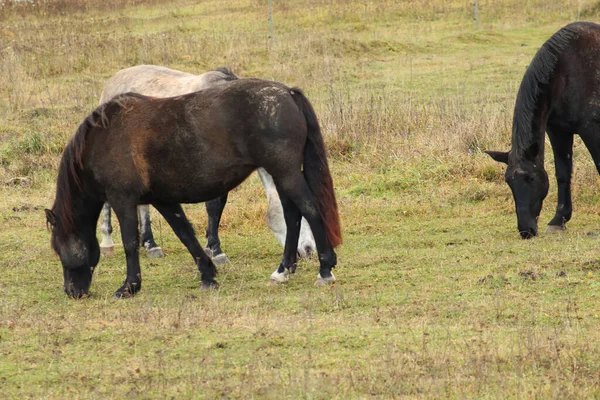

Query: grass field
[[2, 0, 600, 398]]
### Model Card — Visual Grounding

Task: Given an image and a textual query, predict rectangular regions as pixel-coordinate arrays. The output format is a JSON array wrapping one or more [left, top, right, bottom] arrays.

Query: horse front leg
[[153, 202, 219, 289], [269, 184, 302, 284], [110, 201, 143, 298], [100, 202, 116, 255], [138, 205, 165, 258], [546, 127, 573, 232], [204, 194, 230, 265]]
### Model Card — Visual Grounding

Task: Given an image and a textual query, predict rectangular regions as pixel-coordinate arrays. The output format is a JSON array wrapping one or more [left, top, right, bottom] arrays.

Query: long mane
[[51, 93, 145, 246], [512, 23, 580, 158]]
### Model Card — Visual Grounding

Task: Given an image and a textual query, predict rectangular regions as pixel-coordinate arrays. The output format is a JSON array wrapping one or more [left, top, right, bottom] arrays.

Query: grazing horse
[[45, 79, 342, 298], [98, 65, 317, 262], [486, 21, 600, 238]]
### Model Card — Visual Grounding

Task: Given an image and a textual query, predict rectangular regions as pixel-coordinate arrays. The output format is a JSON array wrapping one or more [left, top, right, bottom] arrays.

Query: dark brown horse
[[45, 79, 342, 298], [487, 22, 600, 238]]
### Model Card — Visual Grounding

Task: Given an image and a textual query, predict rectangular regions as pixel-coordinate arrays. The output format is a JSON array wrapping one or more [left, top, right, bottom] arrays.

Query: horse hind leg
[[204, 194, 230, 265], [257, 168, 317, 258], [272, 172, 337, 286], [138, 205, 165, 258], [152, 202, 219, 289], [100, 202, 116, 256], [269, 184, 302, 285]]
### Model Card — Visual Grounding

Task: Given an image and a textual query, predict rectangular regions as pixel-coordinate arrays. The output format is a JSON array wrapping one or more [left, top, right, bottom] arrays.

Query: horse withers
[[98, 65, 317, 262], [46, 79, 342, 298], [486, 22, 600, 238]]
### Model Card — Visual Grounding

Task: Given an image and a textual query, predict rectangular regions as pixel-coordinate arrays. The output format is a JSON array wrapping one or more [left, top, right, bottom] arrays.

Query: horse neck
[[512, 88, 552, 163]]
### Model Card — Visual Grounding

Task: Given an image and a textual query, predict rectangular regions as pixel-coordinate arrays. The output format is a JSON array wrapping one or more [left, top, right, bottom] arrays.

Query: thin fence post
[[268, 0, 274, 40], [474, 0, 479, 30]]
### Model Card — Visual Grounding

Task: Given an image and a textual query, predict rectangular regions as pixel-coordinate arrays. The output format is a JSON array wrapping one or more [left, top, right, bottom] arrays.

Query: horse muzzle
[[63, 266, 93, 298]]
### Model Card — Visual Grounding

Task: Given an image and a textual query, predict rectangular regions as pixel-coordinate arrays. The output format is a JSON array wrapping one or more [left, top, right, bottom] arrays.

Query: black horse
[[45, 79, 342, 298], [487, 21, 600, 238]]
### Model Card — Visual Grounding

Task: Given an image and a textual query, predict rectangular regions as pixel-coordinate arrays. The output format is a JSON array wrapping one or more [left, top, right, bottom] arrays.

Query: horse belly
[[148, 164, 255, 204]]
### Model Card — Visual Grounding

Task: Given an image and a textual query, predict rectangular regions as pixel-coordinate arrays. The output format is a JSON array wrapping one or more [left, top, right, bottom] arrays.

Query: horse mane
[[51, 95, 140, 246], [213, 67, 238, 81], [512, 23, 580, 159]]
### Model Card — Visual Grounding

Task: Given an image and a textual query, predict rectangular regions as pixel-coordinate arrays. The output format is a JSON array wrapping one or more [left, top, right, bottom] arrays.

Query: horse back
[[548, 22, 600, 128], [88, 80, 307, 204], [100, 65, 238, 104]]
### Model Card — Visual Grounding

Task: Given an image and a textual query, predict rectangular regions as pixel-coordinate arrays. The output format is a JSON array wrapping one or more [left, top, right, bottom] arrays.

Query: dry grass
[[2, 0, 600, 398]]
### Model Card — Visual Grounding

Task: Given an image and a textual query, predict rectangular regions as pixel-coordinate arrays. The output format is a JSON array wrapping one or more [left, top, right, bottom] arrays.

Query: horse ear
[[45, 209, 56, 226], [484, 150, 509, 165], [524, 142, 540, 161]]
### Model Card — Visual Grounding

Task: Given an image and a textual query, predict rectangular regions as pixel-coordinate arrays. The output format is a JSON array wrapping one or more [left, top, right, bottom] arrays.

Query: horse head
[[486, 142, 549, 239], [46, 208, 100, 298]]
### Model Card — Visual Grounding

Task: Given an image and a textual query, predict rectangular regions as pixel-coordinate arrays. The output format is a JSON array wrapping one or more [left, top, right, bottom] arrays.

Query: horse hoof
[[100, 245, 115, 256], [269, 268, 290, 285], [146, 247, 165, 258], [314, 272, 336, 287], [212, 253, 230, 266], [113, 290, 134, 299], [546, 225, 566, 233], [200, 280, 219, 290]]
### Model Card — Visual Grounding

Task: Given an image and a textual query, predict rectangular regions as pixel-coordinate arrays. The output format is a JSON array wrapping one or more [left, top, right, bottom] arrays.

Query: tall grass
[[0, 0, 598, 183], [0, 0, 169, 19], [4, 1, 600, 398]]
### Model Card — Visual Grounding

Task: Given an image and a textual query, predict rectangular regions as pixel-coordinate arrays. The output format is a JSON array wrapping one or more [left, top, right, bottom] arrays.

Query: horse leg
[[273, 172, 337, 286], [298, 215, 316, 258], [269, 184, 302, 284], [204, 194, 230, 265], [257, 167, 317, 258], [109, 200, 143, 298], [546, 127, 573, 232], [100, 202, 116, 255], [152, 202, 219, 289], [138, 205, 165, 258]]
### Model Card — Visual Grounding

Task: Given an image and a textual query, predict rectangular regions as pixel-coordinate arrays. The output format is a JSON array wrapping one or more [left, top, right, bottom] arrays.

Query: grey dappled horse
[[99, 65, 317, 262]]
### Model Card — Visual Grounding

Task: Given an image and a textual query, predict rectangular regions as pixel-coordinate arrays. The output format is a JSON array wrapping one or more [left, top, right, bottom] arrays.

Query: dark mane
[[512, 23, 580, 158], [107, 92, 150, 106], [51, 96, 136, 247], [213, 67, 238, 81]]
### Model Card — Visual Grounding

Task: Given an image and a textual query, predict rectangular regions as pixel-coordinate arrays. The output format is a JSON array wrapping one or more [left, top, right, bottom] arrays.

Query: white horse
[[98, 65, 317, 263]]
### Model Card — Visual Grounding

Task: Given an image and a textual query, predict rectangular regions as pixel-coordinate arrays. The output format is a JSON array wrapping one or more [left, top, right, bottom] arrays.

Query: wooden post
[[268, 0, 274, 40]]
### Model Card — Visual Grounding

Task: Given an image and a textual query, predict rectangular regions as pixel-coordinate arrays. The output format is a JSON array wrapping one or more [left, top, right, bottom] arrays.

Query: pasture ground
[[2, 0, 600, 398]]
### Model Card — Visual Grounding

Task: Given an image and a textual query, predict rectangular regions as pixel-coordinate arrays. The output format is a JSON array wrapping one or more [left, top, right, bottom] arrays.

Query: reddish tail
[[291, 88, 342, 248]]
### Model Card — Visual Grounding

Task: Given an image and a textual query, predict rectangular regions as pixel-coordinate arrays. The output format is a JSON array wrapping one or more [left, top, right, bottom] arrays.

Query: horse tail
[[291, 88, 342, 248]]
